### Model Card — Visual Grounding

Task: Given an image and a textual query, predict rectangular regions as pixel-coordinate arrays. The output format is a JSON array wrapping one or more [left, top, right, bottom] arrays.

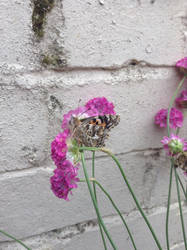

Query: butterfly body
[[69, 115, 120, 147]]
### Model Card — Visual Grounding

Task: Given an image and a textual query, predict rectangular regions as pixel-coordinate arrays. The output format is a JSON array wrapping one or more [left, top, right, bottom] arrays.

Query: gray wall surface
[[0, 0, 187, 249]]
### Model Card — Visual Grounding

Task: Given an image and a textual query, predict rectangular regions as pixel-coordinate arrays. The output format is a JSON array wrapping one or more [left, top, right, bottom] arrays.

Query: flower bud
[[168, 139, 183, 154]]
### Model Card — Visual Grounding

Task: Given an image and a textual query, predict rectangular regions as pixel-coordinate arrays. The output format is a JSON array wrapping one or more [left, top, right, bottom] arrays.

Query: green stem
[[80, 147, 162, 250], [174, 167, 187, 249], [165, 75, 186, 250], [81, 152, 117, 249], [165, 161, 173, 250], [92, 151, 107, 250], [106, 153, 163, 250], [177, 173, 187, 201], [0, 230, 31, 250], [176, 127, 180, 136], [80, 178, 137, 250], [94, 180, 137, 250], [167, 75, 186, 137], [92, 151, 96, 198], [80, 147, 102, 152]]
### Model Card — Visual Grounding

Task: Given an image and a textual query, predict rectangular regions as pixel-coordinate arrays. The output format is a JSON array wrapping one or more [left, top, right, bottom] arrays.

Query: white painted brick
[[0, 86, 49, 172], [61, 205, 187, 250], [0, 150, 183, 241], [15, 67, 187, 155], [61, 0, 187, 67], [0, 0, 38, 71], [1, 67, 187, 172], [0, 0, 66, 73], [0, 2, 187, 249], [0, 204, 186, 250], [0, 1, 186, 72]]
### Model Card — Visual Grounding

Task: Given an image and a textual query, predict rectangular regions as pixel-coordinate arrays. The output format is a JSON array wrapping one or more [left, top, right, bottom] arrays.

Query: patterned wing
[[69, 115, 120, 147]]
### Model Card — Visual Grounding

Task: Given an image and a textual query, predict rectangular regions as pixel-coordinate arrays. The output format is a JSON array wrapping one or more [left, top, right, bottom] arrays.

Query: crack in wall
[[0, 61, 174, 77], [88, 147, 162, 160], [0, 148, 163, 175]]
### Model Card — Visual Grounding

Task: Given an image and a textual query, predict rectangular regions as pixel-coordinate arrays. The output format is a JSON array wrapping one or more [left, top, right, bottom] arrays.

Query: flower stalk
[[92, 179, 137, 250], [167, 76, 186, 137], [80, 170, 137, 250], [92, 151, 107, 250], [165, 161, 173, 250], [80, 147, 163, 250], [178, 174, 187, 201], [0, 230, 31, 250], [165, 74, 187, 250], [174, 167, 187, 249], [106, 152, 163, 250], [81, 152, 117, 249]]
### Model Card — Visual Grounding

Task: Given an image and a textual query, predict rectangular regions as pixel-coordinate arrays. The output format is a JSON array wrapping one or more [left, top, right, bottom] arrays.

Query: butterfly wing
[[70, 115, 120, 147]]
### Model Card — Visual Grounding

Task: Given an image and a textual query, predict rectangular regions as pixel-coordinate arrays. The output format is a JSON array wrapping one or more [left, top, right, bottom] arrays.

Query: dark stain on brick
[[129, 59, 139, 66], [50, 95, 63, 110], [21, 146, 39, 166]]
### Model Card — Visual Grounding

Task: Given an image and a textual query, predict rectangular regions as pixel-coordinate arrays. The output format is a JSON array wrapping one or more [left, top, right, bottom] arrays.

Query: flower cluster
[[50, 97, 116, 200], [50, 161, 79, 200], [155, 108, 183, 129], [51, 130, 69, 167], [50, 130, 79, 200], [85, 97, 115, 116], [155, 57, 187, 176]]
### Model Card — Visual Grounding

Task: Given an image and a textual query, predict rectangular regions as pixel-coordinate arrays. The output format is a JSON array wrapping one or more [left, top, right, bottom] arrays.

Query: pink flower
[[176, 57, 187, 70], [175, 90, 187, 108], [51, 130, 70, 167], [85, 97, 116, 116], [51, 97, 118, 200], [155, 108, 183, 129], [50, 161, 79, 200], [161, 134, 187, 156]]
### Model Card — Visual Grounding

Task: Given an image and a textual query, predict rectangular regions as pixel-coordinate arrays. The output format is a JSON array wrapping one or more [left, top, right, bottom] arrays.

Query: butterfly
[[69, 114, 120, 147], [174, 152, 187, 173]]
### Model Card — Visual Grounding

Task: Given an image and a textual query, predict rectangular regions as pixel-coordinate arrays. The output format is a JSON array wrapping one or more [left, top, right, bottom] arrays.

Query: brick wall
[[0, 0, 186, 249]]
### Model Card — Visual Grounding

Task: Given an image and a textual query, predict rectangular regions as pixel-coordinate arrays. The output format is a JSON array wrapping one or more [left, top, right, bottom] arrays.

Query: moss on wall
[[41, 54, 67, 68], [32, 0, 55, 38]]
